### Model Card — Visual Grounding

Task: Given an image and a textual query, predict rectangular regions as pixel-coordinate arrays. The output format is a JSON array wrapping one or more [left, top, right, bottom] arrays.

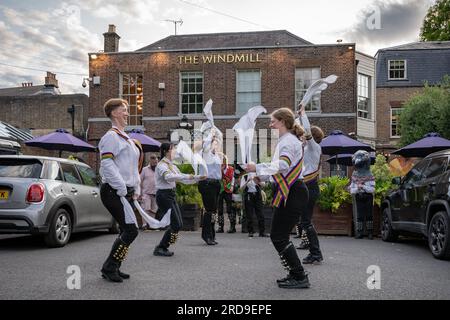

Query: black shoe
[[355, 234, 364, 239], [278, 274, 310, 289], [153, 247, 174, 257], [259, 233, 269, 237], [248, 232, 254, 238], [302, 254, 323, 265], [118, 270, 130, 279], [227, 226, 236, 233], [206, 239, 216, 245], [296, 242, 310, 250], [276, 274, 293, 284], [101, 269, 123, 283], [217, 227, 224, 233]]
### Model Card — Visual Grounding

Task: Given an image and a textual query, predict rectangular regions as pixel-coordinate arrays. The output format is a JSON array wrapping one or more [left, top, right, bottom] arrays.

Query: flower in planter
[[317, 176, 351, 214]]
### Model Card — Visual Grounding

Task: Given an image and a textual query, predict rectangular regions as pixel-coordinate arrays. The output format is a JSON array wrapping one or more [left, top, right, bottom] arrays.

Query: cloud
[[75, 0, 161, 24], [0, 4, 100, 93], [339, 0, 432, 54]]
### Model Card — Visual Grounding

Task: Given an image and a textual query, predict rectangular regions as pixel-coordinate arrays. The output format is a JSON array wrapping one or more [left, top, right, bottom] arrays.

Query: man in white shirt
[[98, 98, 142, 283]]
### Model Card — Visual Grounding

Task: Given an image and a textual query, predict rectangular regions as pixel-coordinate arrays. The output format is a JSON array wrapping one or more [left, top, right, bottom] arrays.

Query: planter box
[[312, 204, 353, 236], [181, 204, 201, 231]]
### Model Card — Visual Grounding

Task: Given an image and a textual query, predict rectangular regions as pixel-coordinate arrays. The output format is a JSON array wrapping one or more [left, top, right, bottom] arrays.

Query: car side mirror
[[392, 177, 401, 185]]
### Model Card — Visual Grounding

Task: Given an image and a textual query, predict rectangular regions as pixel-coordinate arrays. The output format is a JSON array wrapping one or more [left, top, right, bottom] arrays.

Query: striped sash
[[303, 167, 320, 184], [272, 155, 304, 208], [104, 128, 144, 173]]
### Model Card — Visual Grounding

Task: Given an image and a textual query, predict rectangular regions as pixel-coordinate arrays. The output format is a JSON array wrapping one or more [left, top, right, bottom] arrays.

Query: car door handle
[[70, 188, 78, 193], [91, 191, 98, 196]]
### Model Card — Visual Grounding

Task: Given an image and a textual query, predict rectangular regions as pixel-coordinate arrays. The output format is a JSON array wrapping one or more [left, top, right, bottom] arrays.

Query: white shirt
[[240, 173, 265, 193], [297, 114, 321, 176], [99, 126, 141, 196], [199, 135, 222, 180], [256, 132, 304, 179], [155, 157, 196, 190]]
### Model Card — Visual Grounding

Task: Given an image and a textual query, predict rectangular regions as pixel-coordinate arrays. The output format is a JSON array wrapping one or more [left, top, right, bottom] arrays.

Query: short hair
[[160, 143, 174, 159], [311, 126, 325, 144], [103, 98, 128, 118]]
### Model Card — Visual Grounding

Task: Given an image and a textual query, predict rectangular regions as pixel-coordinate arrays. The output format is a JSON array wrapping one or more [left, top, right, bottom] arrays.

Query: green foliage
[[399, 76, 450, 146], [420, 0, 450, 41], [175, 164, 203, 208], [371, 155, 395, 207], [317, 176, 351, 214]]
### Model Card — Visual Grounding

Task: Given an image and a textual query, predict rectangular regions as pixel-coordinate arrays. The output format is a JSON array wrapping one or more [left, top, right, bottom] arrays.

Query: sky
[[0, 0, 434, 94]]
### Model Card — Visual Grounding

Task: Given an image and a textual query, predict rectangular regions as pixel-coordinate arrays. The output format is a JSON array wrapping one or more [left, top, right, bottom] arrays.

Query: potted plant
[[175, 163, 203, 231], [370, 154, 395, 236], [313, 176, 353, 236]]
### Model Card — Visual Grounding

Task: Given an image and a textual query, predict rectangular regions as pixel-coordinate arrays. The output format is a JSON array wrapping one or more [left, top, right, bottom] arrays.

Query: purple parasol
[[25, 128, 96, 157], [320, 130, 374, 155], [128, 128, 161, 153], [392, 133, 450, 158]]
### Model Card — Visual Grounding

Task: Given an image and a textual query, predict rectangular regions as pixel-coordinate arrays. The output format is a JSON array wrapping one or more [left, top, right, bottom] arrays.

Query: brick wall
[[88, 45, 357, 171], [376, 86, 423, 148]]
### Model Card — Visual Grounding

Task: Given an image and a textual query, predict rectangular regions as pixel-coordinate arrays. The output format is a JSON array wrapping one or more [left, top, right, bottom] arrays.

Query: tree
[[399, 76, 450, 146], [420, 0, 450, 41]]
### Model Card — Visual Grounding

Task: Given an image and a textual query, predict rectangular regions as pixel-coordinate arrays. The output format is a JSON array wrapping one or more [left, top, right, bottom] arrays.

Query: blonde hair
[[103, 98, 128, 118], [271, 108, 305, 139]]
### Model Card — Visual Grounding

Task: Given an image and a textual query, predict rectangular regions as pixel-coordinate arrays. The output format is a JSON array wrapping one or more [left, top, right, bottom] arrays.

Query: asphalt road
[[0, 230, 449, 300]]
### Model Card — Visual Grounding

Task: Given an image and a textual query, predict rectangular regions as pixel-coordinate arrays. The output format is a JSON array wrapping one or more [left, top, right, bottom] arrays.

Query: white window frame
[[119, 73, 143, 127], [179, 71, 204, 115], [390, 107, 403, 138], [235, 69, 262, 116], [295, 67, 322, 113], [388, 60, 407, 80], [357, 73, 371, 119]]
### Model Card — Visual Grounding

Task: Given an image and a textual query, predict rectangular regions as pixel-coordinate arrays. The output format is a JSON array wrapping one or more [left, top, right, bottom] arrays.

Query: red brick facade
[[376, 87, 423, 150], [87, 43, 358, 173]]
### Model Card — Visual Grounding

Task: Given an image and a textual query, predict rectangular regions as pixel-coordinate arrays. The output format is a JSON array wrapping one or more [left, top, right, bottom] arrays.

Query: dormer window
[[388, 60, 407, 80]]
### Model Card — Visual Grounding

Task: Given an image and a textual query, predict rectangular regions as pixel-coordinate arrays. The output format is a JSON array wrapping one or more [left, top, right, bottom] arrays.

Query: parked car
[[0, 155, 118, 247], [381, 150, 450, 260]]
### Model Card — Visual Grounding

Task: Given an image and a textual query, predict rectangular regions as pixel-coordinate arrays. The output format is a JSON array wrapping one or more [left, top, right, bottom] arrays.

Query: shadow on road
[[0, 231, 110, 251]]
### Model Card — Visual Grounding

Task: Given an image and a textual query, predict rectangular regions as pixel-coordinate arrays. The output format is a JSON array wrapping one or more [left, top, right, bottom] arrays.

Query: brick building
[[88, 25, 368, 172], [0, 72, 89, 156], [375, 41, 450, 152]]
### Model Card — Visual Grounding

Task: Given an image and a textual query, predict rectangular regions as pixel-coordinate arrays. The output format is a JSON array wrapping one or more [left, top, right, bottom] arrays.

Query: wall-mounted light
[[82, 75, 101, 88], [348, 46, 353, 50], [90, 54, 98, 60]]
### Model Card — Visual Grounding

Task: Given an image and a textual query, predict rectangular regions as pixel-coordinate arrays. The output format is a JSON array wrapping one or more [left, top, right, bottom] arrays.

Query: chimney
[[44, 72, 59, 88], [103, 24, 120, 53]]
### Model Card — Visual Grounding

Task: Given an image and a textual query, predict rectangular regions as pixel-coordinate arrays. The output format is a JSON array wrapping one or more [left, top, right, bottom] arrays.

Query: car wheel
[[44, 208, 72, 248], [108, 219, 120, 234], [381, 207, 398, 242], [428, 211, 450, 260]]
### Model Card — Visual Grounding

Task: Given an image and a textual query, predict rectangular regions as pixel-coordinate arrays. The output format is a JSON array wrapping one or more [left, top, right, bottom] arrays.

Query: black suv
[[381, 150, 450, 260]]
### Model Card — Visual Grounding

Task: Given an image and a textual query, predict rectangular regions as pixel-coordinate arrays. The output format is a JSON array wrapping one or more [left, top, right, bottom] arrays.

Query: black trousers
[[156, 189, 183, 249], [271, 181, 309, 254], [218, 191, 235, 226], [300, 181, 322, 257], [100, 183, 138, 246], [198, 179, 221, 241], [354, 193, 374, 234], [244, 191, 264, 234]]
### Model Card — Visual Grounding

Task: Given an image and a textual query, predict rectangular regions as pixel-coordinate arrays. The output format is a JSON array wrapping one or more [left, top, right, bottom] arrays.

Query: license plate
[[0, 190, 9, 200]]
